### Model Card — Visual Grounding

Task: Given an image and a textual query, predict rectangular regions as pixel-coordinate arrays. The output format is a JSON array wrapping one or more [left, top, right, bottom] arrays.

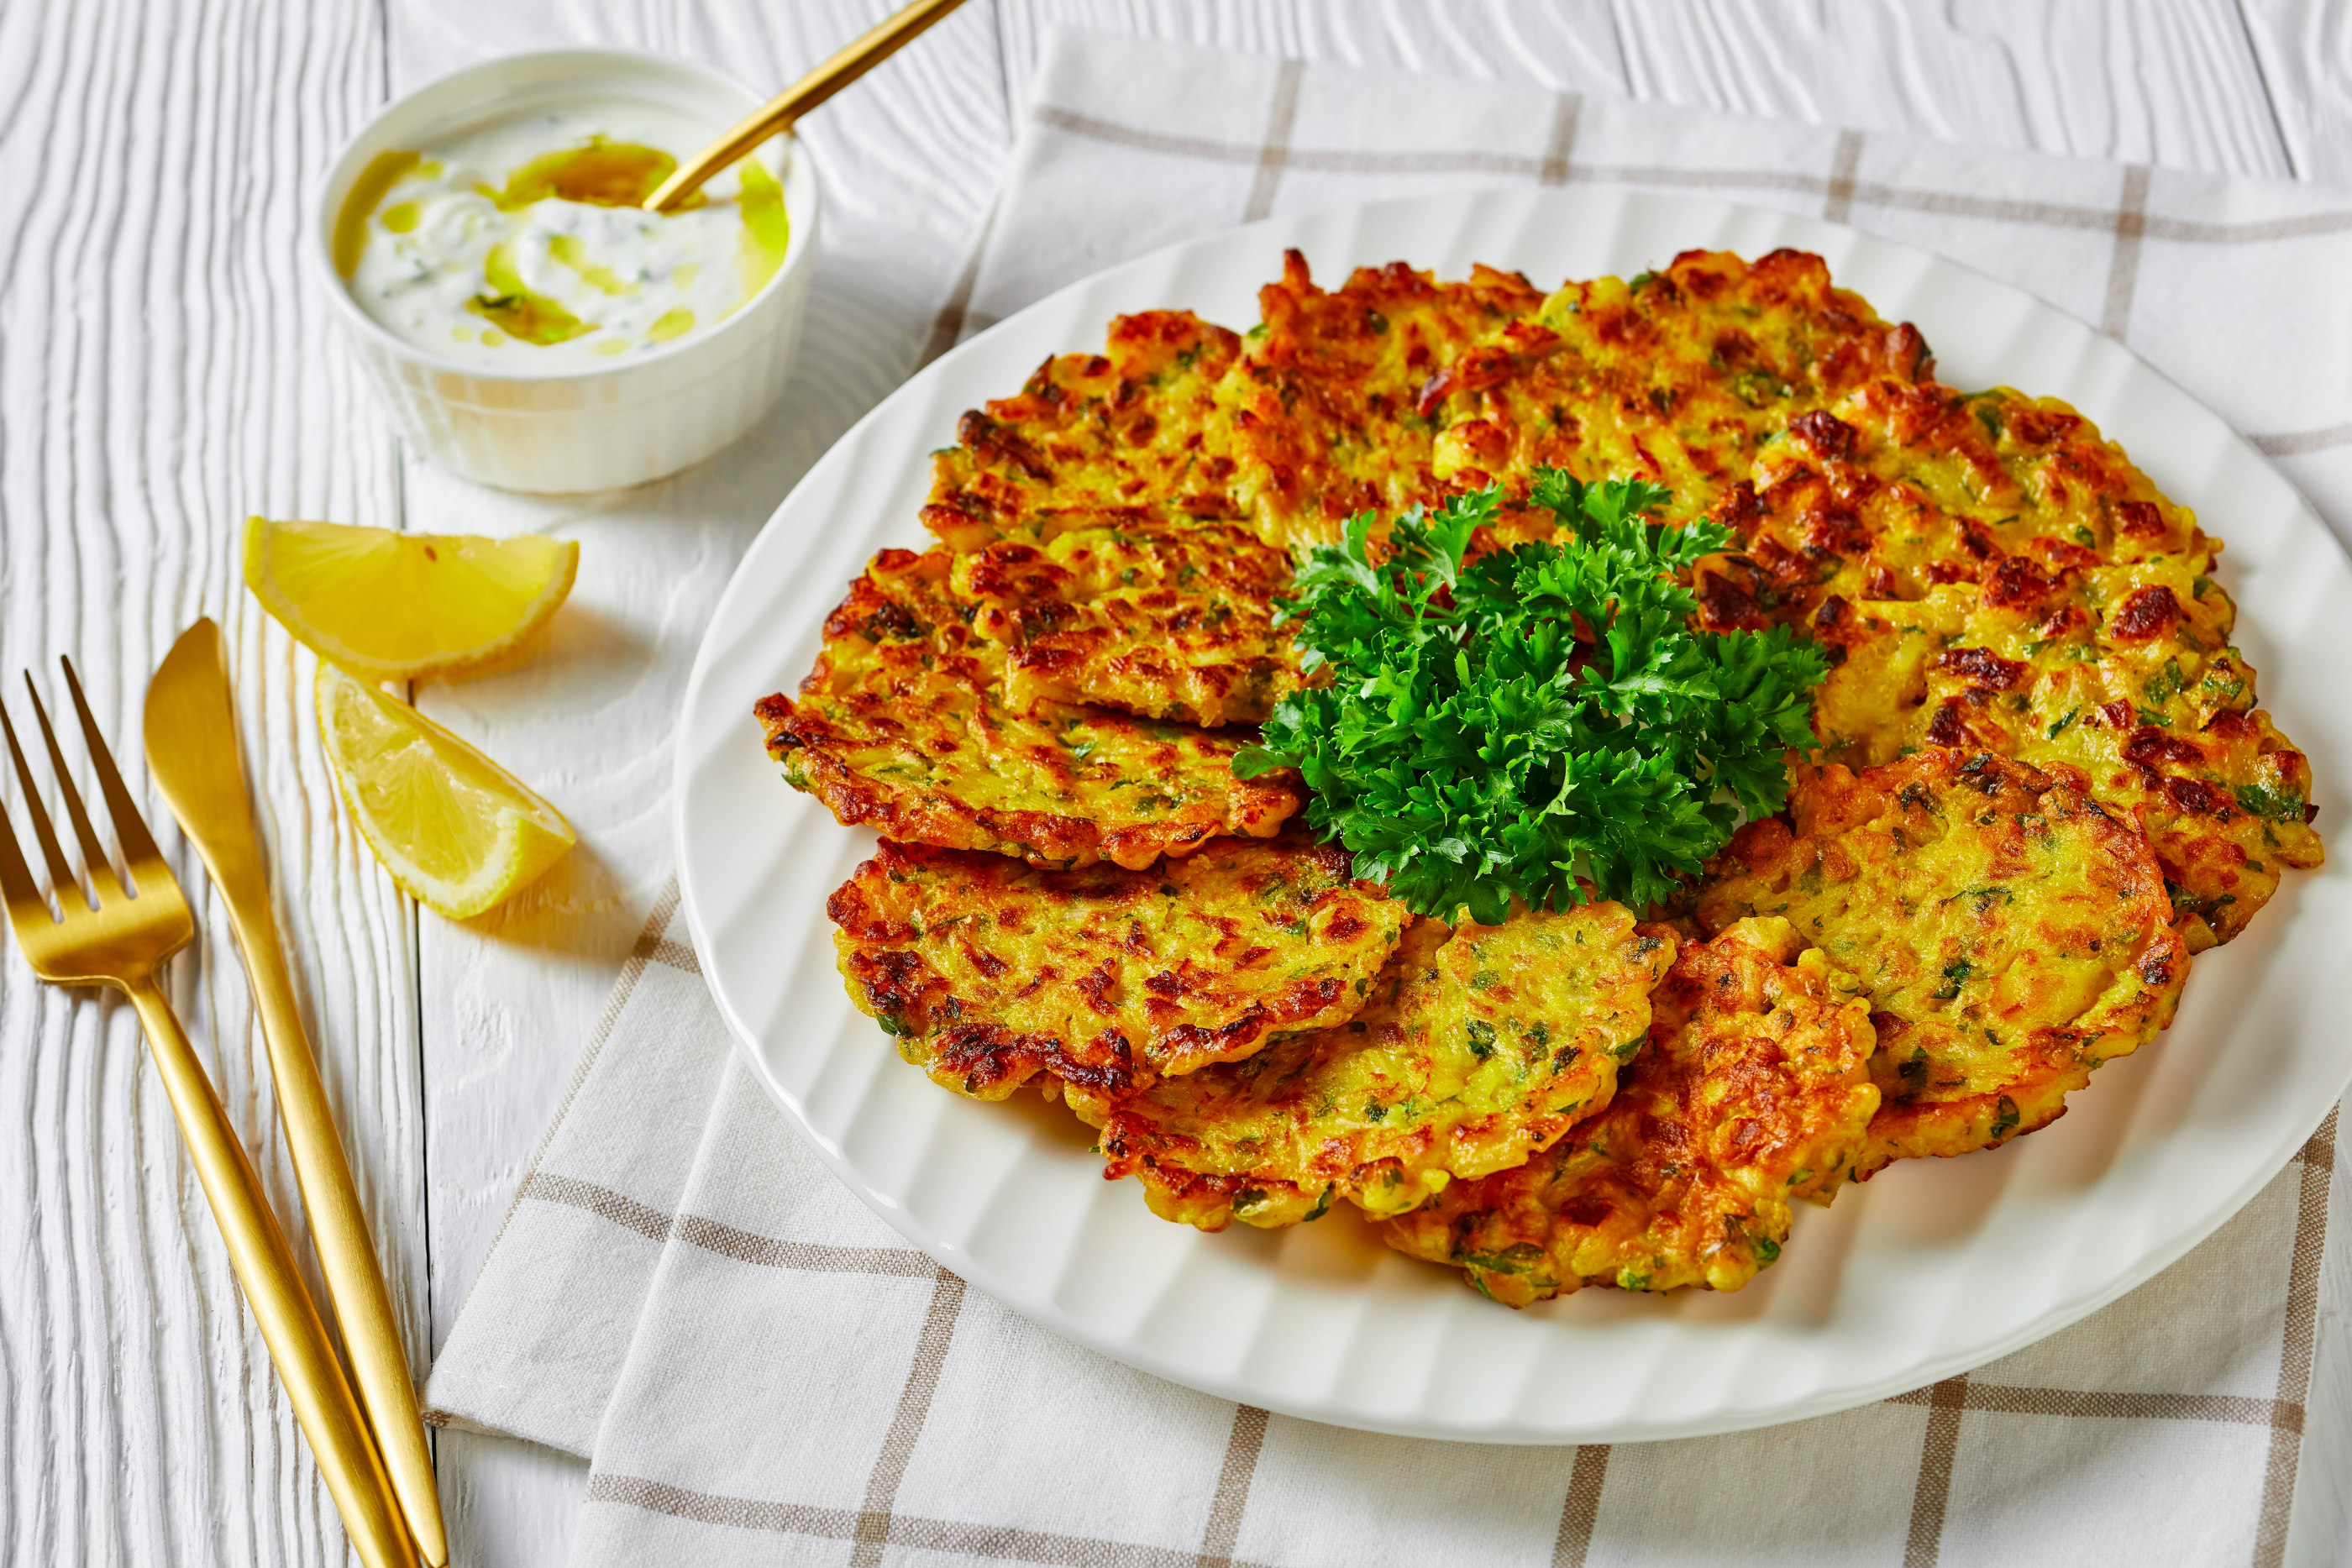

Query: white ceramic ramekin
[[310, 51, 819, 495]]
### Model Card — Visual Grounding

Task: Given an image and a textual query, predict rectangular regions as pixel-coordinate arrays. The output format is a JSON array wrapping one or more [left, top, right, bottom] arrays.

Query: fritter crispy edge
[[757, 546, 1300, 869], [828, 835, 1405, 1099], [1695, 748, 2187, 1176], [1807, 555, 2322, 946], [1384, 915, 1879, 1305], [1219, 250, 1547, 543], [1064, 902, 1677, 1232]]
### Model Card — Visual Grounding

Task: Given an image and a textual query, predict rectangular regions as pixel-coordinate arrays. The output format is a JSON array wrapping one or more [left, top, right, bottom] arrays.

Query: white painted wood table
[[3, 3, 2349, 1563]]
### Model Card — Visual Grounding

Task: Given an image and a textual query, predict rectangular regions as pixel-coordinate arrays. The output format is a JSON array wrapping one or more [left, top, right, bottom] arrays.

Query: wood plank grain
[[995, 0, 1631, 115], [0, 2, 420, 1565], [2239, 0, 2352, 186]]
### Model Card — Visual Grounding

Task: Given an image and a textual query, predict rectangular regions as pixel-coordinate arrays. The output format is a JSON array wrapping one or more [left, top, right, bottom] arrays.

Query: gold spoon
[[642, 0, 970, 213]]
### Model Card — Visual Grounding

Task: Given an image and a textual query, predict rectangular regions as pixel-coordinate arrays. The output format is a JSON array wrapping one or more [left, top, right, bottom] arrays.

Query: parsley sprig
[[1235, 471, 1829, 923]]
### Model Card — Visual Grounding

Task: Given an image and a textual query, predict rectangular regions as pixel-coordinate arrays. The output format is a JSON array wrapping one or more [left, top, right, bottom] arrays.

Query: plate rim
[[673, 183, 2349, 1445]]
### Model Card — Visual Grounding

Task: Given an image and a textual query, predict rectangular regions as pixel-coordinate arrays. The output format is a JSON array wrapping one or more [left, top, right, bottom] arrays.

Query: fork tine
[[24, 673, 124, 903], [0, 692, 82, 907], [60, 656, 165, 878], [0, 737, 58, 931]]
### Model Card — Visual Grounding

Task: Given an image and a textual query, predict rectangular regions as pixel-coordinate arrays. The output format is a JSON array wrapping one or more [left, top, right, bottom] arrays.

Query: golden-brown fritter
[[1690, 430, 2008, 633], [918, 310, 1298, 726], [1219, 251, 1546, 543], [947, 516, 1299, 726], [1384, 916, 1878, 1305], [827, 835, 1405, 1100], [1688, 386, 2223, 637], [1695, 749, 2187, 1175], [1845, 382, 2218, 578], [1807, 555, 2323, 946], [755, 547, 1299, 869], [921, 310, 1246, 536], [1421, 249, 1932, 529], [1064, 903, 1677, 1231], [1656, 248, 1939, 406]]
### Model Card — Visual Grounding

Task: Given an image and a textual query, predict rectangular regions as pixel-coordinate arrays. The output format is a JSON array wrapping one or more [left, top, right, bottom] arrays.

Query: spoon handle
[[643, 0, 971, 212]]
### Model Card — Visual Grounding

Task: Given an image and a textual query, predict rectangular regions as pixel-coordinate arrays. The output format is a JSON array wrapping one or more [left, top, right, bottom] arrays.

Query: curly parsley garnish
[[1235, 471, 1828, 923]]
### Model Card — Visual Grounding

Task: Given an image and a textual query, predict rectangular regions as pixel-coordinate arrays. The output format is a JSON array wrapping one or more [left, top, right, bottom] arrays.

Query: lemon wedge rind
[[246, 516, 580, 683], [315, 663, 575, 920]]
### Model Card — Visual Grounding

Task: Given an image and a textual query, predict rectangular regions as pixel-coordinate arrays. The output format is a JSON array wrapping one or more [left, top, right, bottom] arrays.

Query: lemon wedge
[[315, 663, 575, 919], [245, 517, 579, 681]]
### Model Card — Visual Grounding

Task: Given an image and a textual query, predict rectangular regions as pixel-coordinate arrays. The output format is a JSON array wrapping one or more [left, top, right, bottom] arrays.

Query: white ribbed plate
[[675, 187, 2352, 1444]]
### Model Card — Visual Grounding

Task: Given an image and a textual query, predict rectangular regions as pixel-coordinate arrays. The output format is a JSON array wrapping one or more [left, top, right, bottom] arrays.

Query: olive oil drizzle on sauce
[[337, 136, 790, 354]]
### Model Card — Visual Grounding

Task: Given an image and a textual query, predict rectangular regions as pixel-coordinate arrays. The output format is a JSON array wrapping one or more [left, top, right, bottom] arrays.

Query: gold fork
[[0, 661, 414, 1568]]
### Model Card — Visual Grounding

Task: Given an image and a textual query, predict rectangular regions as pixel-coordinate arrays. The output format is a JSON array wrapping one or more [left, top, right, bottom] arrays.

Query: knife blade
[[144, 618, 448, 1568]]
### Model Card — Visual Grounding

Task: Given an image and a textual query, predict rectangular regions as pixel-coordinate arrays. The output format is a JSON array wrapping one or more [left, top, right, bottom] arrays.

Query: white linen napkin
[[426, 28, 2352, 1568]]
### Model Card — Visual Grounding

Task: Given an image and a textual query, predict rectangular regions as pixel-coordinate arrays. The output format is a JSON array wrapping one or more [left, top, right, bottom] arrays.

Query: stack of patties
[[756, 246, 2320, 1306], [829, 835, 1674, 1232]]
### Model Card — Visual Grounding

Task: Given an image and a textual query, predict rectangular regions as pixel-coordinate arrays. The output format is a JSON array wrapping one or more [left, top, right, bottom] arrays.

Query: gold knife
[[144, 619, 448, 1567]]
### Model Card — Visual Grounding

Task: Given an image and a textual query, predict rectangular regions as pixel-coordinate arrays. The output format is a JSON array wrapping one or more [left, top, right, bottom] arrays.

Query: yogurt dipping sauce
[[335, 101, 789, 367]]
